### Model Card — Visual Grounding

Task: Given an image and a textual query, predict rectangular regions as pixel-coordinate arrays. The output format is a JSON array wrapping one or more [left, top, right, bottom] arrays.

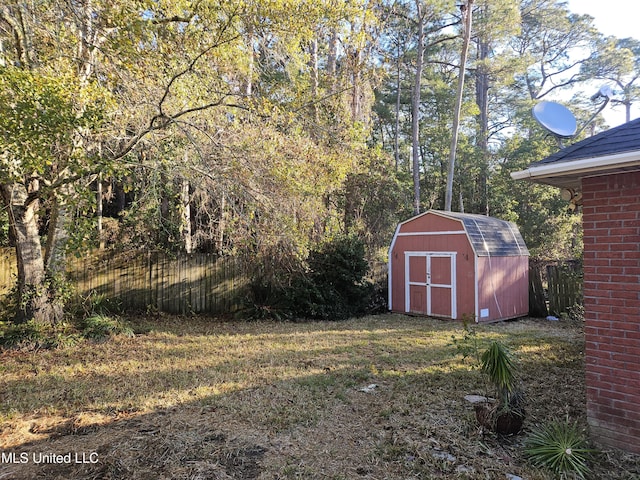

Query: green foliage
[[340, 152, 412, 255], [67, 290, 124, 322], [0, 0, 609, 322], [76, 314, 134, 341], [308, 235, 369, 296], [0, 304, 132, 349], [481, 340, 517, 398], [241, 279, 292, 322], [303, 235, 373, 320], [0, 208, 8, 247], [0, 320, 79, 350], [0, 67, 106, 182], [1, 272, 74, 324], [456, 335, 525, 434], [0, 321, 45, 349], [525, 420, 595, 479], [449, 315, 483, 366], [0, 283, 129, 348], [492, 132, 582, 259], [243, 235, 373, 321]]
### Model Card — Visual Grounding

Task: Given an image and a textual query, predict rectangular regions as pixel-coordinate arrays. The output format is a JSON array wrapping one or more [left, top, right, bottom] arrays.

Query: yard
[[0, 314, 638, 479]]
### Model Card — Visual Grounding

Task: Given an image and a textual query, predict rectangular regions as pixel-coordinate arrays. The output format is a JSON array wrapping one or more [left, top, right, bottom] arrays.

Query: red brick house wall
[[582, 171, 640, 453]]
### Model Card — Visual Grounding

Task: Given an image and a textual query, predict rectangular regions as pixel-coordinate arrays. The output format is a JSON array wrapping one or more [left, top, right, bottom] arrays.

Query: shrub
[[0, 320, 79, 350], [73, 291, 122, 318], [77, 314, 134, 341], [0, 320, 46, 349], [299, 235, 373, 320], [241, 279, 292, 321], [481, 340, 517, 400], [525, 420, 595, 479], [475, 340, 525, 435], [243, 235, 373, 321]]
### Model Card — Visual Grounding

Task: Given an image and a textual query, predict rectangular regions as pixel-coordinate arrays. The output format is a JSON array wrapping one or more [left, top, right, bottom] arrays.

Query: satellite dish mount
[[532, 85, 614, 147]]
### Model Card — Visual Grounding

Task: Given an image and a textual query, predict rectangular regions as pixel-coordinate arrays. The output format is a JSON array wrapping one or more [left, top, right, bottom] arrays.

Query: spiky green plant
[[481, 340, 516, 401], [525, 420, 595, 479]]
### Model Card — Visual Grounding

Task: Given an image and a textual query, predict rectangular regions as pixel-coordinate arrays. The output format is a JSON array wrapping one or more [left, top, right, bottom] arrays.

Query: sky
[[564, 0, 640, 127], [565, 0, 639, 40]]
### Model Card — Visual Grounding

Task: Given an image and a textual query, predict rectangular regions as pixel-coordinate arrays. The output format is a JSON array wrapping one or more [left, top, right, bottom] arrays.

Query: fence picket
[[0, 248, 247, 315], [528, 259, 583, 318], [547, 261, 582, 316], [528, 260, 548, 317]]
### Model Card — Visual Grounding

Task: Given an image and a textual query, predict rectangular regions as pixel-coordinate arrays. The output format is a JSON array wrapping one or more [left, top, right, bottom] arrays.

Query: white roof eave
[[511, 149, 640, 184]]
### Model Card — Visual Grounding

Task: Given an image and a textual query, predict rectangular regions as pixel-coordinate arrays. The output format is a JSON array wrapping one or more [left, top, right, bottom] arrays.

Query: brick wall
[[582, 172, 640, 454]]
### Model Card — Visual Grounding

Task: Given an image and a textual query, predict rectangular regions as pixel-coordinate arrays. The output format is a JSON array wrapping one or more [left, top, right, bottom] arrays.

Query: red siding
[[399, 212, 465, 233], [389, 224, 474, 319], [477, 256, 529, 321], [582, 172, 640, 454], [389, 211, 528, 322]]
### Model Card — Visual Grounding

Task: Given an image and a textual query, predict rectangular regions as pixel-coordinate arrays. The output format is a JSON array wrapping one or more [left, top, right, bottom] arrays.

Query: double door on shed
[[405, 252, 457, 318]]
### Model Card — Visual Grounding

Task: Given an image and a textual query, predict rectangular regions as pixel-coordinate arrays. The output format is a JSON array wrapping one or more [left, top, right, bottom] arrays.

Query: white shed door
[[405, 252, 456, 318]]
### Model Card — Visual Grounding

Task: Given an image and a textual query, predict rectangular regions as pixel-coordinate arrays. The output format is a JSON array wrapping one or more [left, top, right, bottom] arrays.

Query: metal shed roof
[[429, 211, 529, 257]]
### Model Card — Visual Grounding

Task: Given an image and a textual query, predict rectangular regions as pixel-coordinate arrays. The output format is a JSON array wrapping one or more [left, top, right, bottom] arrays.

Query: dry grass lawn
[[1, 314, 638, 479]]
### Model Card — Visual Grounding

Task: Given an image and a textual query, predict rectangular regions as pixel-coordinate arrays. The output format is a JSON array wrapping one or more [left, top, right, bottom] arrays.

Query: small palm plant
[[476, 340, 525, 434], [525, 420, 594, 479], [481, 340, 516, 404]]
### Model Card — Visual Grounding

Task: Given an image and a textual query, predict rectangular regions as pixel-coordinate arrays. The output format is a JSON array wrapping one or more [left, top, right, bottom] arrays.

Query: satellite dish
[[532, 101, 577, 138]]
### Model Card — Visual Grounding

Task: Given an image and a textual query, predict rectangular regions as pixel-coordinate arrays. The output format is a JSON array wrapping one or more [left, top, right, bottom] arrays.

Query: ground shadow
[[0, 315, 637, 480]]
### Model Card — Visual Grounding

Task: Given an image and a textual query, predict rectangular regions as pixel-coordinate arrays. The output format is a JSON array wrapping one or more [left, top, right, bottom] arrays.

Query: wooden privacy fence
[[528, 259, 548, 317], [0, 248, 18, 297], [1, 248, 583, 318], [0, 249, 250, 315], [529, 259, 583, 317], [546, 261, 583, 316]]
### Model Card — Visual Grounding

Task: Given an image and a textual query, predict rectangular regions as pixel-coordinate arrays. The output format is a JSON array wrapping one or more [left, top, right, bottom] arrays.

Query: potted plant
[[474, 340, 525, 435]]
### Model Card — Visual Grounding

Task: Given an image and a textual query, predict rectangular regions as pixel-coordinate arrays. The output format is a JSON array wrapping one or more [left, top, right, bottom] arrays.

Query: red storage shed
[[388, 210, 529, 322]]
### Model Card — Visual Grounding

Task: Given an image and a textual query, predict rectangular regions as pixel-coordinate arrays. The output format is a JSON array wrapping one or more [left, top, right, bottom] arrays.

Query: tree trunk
[[216, 193, 226, 255], [445, 0, 474, 212], [394, 40, 402, 171], [411, 0, 425, 215], [1, 183, 56, 323], [327, 28, 338, 93], [44, 186, 71, 276], [475, 20, 490, 215], [310, 36, 319, 121], [244, 24, 254, 97], [97, 173, 104, 249], [625, 101, 631, 123], [181, 176, 192, 254], [350, 47, 363, 122]]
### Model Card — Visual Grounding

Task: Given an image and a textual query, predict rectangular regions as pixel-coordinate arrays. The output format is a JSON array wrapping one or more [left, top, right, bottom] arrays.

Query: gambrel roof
[[429, 211, 529, 257], [394, 210, 528, 257]]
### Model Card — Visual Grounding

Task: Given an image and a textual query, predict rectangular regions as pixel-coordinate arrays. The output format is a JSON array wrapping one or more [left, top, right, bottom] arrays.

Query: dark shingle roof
[[533, 117, 640, 166], [433, 211, 529, 257]]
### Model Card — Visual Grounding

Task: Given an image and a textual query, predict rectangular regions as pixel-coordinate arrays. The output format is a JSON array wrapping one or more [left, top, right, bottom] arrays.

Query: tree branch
[[157, 16, 240, 116]]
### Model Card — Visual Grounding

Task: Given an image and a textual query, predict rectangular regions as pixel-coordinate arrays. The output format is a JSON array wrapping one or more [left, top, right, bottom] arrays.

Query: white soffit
[[511, 150, 640, 182]]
